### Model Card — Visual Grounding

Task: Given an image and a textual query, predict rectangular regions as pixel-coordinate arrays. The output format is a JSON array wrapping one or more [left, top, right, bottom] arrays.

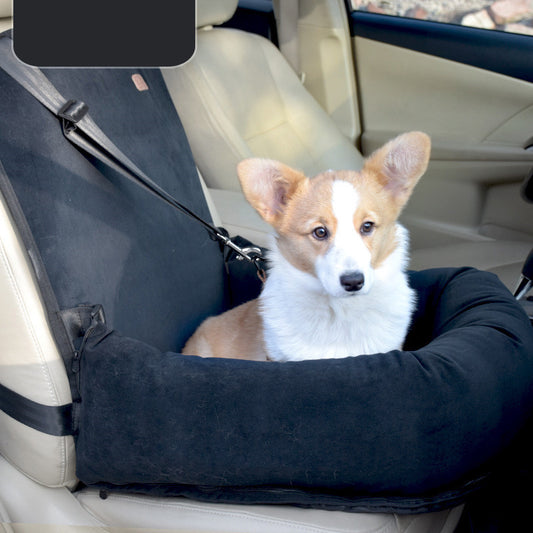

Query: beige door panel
[[353, 37, 533, 246], [363, 132, 533, 163], [354, 37, 533, 145], [404, 160, 533, 249], [485, 104, 533, 145]]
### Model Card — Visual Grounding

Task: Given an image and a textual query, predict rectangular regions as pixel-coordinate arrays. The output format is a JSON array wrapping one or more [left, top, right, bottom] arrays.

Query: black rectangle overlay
[[13, 0, 195, 67]]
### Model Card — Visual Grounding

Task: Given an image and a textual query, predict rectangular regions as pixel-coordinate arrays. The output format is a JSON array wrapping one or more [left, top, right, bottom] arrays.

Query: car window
[[349, 0, 533, 36]]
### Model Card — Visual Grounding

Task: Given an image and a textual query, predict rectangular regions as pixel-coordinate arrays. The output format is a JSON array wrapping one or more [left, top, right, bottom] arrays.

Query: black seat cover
[[0, 66, 227, 352]]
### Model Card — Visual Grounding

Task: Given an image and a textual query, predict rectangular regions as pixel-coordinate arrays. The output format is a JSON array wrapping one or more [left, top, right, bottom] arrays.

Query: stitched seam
[[244, 118, 289, 142], [259, 39, 322, 169], [0, 226, 67, 484], [86, 493, 395, 533], [0, 237, 59, 401], [186, 74, 243, 161], [73, 494, 109, 528], [190, 37, 251, 162], [482, 102, 533, 142]]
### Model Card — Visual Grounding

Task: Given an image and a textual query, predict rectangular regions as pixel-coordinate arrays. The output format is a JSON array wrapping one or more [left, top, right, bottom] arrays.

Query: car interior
[[0, 0, 532, 532], [166, 0, 533, 291]]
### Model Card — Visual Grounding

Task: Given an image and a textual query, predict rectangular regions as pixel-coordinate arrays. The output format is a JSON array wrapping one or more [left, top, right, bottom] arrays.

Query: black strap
[[0, 382, 73, 437], [0, 33, 265, 274]]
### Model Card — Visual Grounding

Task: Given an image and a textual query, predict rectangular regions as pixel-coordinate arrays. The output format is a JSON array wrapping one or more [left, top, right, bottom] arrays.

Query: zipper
[[70, 304, 105, 435]]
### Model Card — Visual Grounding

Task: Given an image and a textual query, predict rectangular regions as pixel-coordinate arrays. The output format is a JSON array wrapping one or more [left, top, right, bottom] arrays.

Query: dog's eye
[[360, 221, 375, 235], [312, 226, 329, 240]]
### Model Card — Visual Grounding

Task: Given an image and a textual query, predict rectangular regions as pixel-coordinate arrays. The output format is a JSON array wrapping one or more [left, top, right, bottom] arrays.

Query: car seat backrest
[[0, 52, 228, 487], [163, 0, 363, 195]]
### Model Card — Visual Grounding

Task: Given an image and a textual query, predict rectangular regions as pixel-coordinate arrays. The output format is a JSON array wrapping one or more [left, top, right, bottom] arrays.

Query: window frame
[[348, 11, 533, 83]]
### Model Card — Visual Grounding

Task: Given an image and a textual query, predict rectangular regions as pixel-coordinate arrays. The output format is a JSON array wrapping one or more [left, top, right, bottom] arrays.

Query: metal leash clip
[[217, 231, 267, 282]]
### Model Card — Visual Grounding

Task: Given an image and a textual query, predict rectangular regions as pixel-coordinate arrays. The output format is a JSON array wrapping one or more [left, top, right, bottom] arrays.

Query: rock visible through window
[[350, 0, 533, 36]]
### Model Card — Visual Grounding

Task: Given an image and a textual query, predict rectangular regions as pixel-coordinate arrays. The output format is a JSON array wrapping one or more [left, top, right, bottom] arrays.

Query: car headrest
[[197, 0, 238, 29], [0, 0, 12, 33]]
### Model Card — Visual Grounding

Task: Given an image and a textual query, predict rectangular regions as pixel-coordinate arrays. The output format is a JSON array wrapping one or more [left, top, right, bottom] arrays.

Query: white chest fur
[[259, 226, 415, 361]]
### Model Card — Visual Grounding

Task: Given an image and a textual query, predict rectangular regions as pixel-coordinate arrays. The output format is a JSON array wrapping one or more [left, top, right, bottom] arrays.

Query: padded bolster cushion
[[76, 267, 533, 512]]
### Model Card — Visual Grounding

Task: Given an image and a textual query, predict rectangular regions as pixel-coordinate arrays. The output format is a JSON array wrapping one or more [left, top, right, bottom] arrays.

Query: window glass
[[350, 0, 533, 36]]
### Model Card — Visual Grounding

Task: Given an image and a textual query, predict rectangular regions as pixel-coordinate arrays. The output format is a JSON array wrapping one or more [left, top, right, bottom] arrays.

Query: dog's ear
[[364, 131, 431, 208], [237, 158, 307, 225]]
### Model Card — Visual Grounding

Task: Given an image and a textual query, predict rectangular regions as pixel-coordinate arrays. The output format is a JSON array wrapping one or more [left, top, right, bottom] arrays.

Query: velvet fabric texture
[[0, 64, 227, 353], [76, 268, 533, 512]]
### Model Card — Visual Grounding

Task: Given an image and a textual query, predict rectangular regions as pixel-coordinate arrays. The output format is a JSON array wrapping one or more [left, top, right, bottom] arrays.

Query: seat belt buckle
[[58, 99, 89, 133]]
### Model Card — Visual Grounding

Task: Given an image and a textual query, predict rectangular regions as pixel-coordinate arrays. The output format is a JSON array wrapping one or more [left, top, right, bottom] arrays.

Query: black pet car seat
[[0, 31, 532, 519]]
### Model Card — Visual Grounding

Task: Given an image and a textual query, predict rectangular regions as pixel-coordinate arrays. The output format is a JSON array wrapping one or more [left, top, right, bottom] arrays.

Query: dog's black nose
[[340, 271, 365, 292]]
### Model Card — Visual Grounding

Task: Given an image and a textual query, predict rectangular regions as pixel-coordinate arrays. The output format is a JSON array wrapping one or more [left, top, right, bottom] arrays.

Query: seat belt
[[0, 382, 73, 437], [0, 33, 265, 275]]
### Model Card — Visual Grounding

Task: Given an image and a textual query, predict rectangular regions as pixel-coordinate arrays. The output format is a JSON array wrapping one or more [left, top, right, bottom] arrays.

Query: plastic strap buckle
[[58, 99, 89, 133]]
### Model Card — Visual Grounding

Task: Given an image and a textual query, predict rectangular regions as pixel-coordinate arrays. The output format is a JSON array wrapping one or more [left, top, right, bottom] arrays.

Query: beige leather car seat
[[164, 0, 531, 292], [162, 0, 363, 247]]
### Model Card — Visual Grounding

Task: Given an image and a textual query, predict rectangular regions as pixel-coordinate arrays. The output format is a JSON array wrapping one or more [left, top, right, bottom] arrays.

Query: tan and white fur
[[183, 132, 431, 361]]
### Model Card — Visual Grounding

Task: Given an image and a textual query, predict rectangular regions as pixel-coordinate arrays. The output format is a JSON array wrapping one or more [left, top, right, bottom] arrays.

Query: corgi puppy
[[183, 131, 431, 361]]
